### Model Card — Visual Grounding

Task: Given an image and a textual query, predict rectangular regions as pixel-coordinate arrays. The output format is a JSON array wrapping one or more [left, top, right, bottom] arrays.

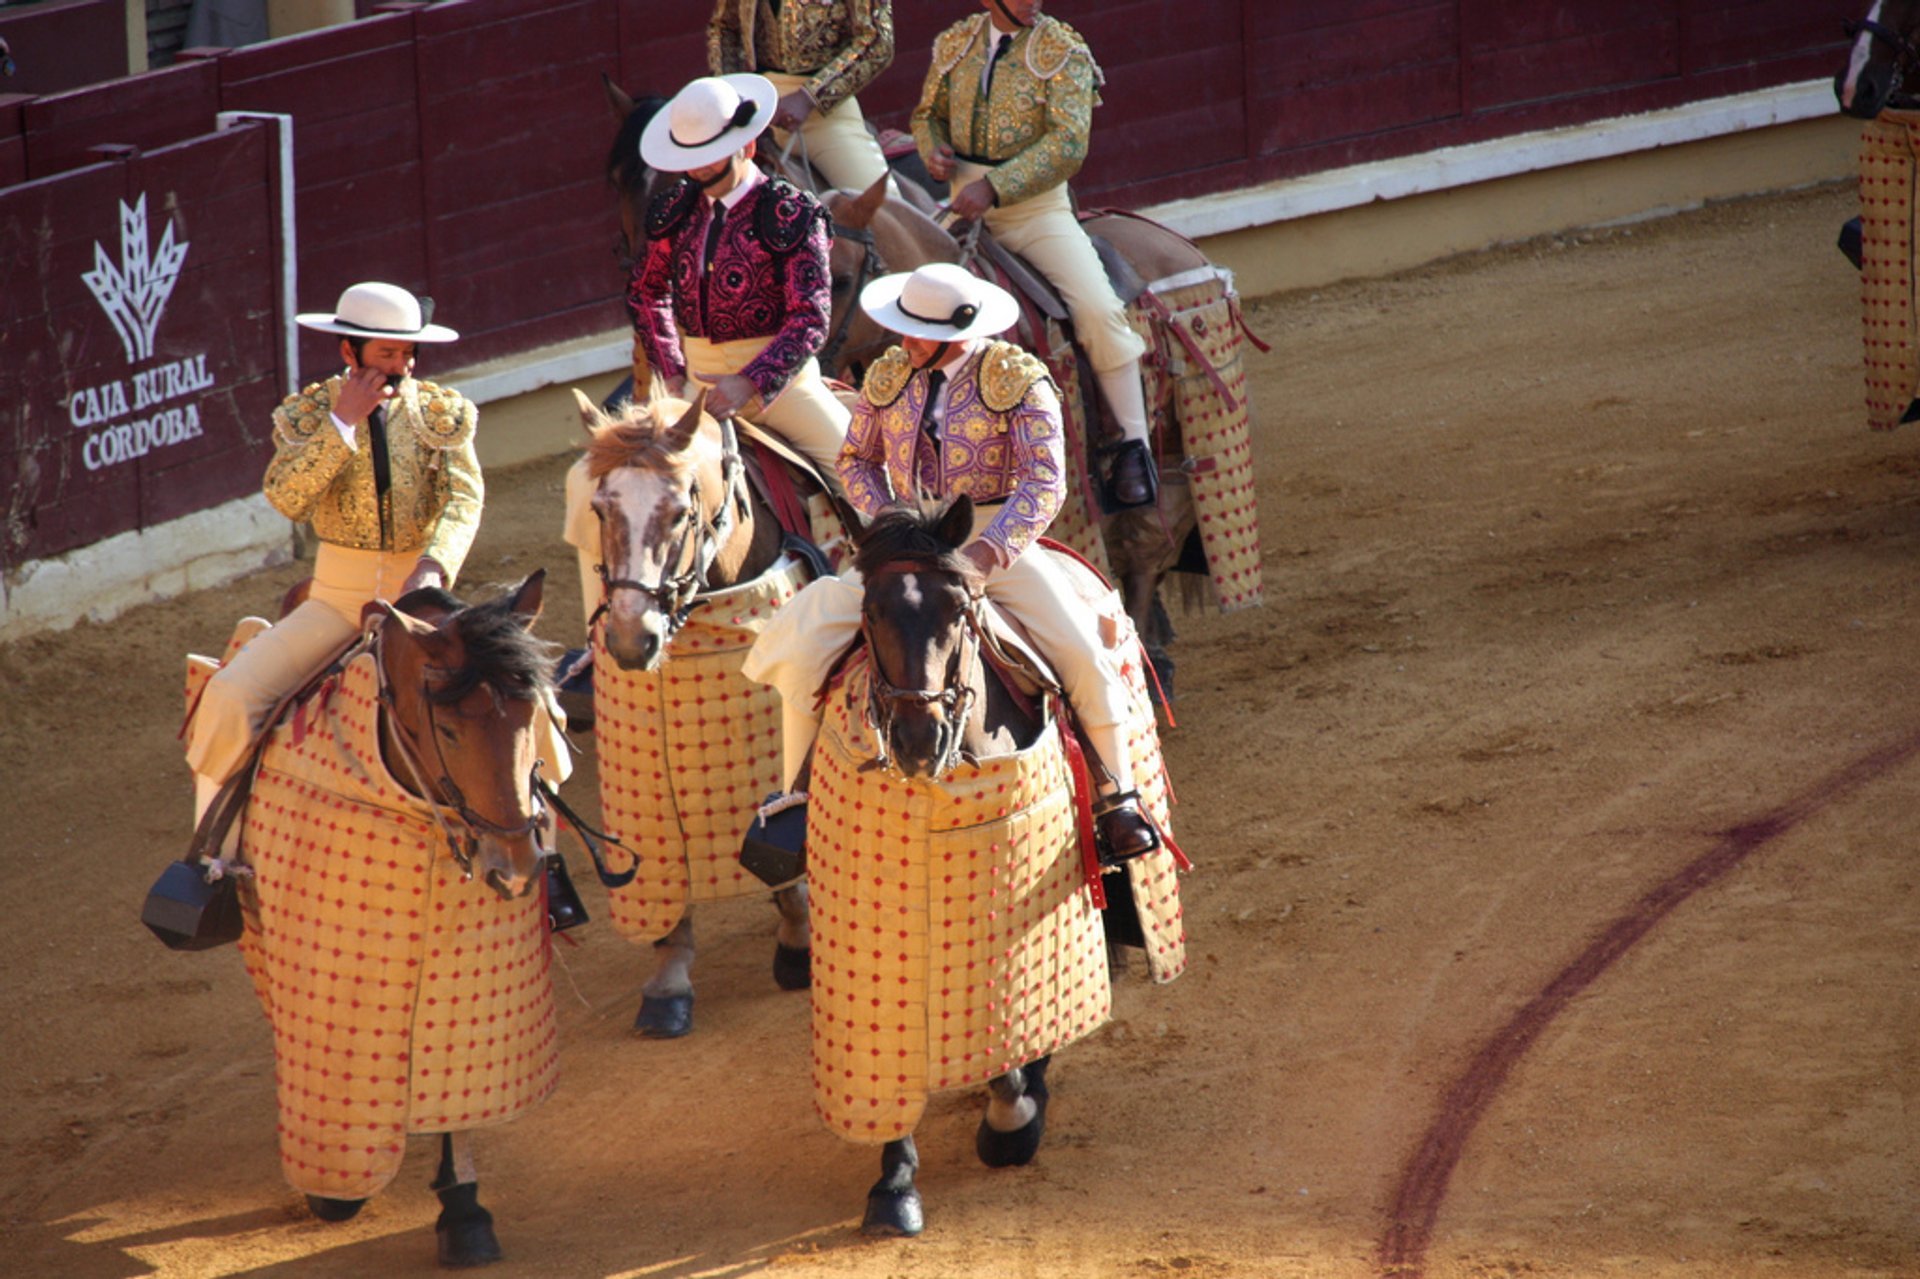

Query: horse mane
[[393, 584, 558, 705], [605, 94, 668, 197], [582, 397, 703, 480], [854, 500, 982, 585]]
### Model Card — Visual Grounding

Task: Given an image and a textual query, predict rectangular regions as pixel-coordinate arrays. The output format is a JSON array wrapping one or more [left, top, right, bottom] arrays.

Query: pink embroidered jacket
[[627, 171, 832, 402], [839, 341, 1063, 566]]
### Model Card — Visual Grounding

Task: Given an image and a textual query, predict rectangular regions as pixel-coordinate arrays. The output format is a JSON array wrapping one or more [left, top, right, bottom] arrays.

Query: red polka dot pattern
[[1858, 114, 1920, 432], [593, 559, 810, 941], [222, 650, 558, 1200]]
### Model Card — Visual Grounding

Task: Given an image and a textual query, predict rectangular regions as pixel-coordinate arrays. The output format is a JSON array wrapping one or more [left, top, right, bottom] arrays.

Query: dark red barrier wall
[[0, 121, 285, 565]]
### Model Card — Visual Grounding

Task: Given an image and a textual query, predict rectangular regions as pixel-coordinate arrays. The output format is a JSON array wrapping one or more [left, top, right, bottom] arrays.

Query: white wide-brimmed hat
[[295, 282, 459, 342], [859, 263, 1020, 342], [641, 74, 778, 172]]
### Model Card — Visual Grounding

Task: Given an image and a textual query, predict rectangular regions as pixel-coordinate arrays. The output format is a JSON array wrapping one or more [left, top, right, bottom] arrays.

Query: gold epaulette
[[929, 14, 987, 80], [271, 380, 339, 446], [411, 379, 477, 448], [1027, 16, 1102, 88], [977, 341, 1051, 413], [862, 345, 914, 407]]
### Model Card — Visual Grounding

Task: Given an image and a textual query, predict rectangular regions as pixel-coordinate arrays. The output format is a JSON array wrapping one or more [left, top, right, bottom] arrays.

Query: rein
[[591, 413, 747, 639], [373, 627, 548, 882], [821, 215, 890, 373], [859, 568, 987, 779]]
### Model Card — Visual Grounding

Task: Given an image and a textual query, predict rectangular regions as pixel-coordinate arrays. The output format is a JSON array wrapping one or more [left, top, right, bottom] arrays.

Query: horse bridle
[[372, 629, 549, 882], [1848, 13, 1920, 99], [859, 567, 987, 779], [591, 414, 746, 641]]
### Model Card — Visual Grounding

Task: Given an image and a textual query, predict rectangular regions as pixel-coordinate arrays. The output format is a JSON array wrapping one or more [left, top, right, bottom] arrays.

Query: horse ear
[[572, 387, 608, 438], [663, 389, 708, 453], [603, 72, 635, 123], [508, 569, 547, 627], [937, 494, 974, 549], [840, 174, 888, 230]]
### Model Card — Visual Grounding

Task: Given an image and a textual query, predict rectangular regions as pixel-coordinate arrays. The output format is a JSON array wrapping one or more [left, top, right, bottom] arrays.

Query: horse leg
[[976, 1055, 1051, 1168], [635, 912, 696, 1038], [861, 1135, 924, 1237], [431, 1130, 503, 1268], [771, 880, 811, 991]]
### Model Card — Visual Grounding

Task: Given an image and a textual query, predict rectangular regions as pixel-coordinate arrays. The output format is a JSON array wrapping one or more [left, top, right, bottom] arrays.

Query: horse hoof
[[977, 1058, 1049, 1167], [634, 992, 693, 1038], [861, 1187, 924, 1237], [305, 1194, 365, 1222], [436, 1214, 502, 1268], [773, 942, 811, 991]]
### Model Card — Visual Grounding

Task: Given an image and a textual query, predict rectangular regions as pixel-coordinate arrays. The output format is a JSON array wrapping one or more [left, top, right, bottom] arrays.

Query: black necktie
[[984, 34, 1012, 99], [920, 370, 947, 440], [703, 203, 725, 276], [368, 403, 392, 498]]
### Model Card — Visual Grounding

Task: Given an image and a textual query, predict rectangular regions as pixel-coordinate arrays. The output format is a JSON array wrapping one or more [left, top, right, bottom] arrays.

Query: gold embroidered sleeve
[[807, 0, 893, 113], [412, 381, 478, 450], [420, 434, 484, 582], [262, 384, 356, 524], [912, 21, 974, 162], [986, 33, 1097, 207], [708, 0, 749, 74]]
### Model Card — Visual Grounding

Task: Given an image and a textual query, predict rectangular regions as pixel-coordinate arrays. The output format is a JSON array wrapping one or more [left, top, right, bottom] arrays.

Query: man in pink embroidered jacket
[[628, 73, 849, 475], [744, 262, 1161, 861]]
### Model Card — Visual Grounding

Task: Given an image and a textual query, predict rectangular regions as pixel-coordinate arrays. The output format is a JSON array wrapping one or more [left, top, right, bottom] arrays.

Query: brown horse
[[191, 573, 562, 1266], [569, 389, 814, 1037]]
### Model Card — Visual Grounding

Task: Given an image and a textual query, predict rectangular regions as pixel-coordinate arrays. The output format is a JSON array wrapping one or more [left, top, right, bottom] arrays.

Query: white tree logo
[[81, 194, 189, 364]]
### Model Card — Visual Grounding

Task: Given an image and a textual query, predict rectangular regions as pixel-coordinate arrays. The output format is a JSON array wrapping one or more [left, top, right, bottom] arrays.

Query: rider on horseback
[[743, 262, 1161, 862], [912, 0, 1158, 510], [629, 73, 849, 478], [707, 0, 897, 196]]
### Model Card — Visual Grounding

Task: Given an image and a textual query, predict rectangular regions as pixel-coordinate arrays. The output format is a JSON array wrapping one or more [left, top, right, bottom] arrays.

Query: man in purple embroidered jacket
[[743, 262, 1159, 860], [629, 73, 848, 476]]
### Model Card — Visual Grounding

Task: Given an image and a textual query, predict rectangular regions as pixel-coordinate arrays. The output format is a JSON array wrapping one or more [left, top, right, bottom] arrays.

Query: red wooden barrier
[[0, 0, 127, 100]]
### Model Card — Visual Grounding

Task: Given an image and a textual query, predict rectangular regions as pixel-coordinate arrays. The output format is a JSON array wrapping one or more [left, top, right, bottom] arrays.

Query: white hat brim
[[295, 313, 461, 342], [859, 271, 1021, 342], [641, 74, 779, 172]]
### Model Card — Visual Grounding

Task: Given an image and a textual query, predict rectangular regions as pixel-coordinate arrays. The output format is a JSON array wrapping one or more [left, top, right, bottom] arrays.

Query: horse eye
[[832, 274, 852, 295], [437, 723, 459, 742]]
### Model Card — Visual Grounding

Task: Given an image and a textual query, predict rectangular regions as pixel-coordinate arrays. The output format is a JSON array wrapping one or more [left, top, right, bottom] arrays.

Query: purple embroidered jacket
[[839, 344, 1064, 566], [627, 171, 833, 402]]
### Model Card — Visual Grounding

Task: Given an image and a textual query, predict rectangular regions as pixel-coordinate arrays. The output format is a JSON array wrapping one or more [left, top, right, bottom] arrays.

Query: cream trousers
[[683, 335, 849, 476], [763, 72, 892, 195], [955, 161, 1147, 374], [187, 543, 568, 794], [741, 507, 1134, 787]]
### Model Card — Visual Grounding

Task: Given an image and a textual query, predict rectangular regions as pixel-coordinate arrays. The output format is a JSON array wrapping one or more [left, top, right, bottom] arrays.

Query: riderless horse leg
[[976, 1055, 1051, 1168], [771, 880, 811, 991], [861, 1135, 924, 1237], [431, 1129, 502, 1268], [635, 912, 696, 1038]]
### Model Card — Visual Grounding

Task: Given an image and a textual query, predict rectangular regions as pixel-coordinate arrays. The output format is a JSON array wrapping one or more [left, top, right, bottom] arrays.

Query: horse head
[[575, 388, 765, 671], [374, 572, 556, 901], [604, 74, 672, 268], [819, 181, 963, 384], [1839, 1, 1920, 118], [854, 496, 988, 779]]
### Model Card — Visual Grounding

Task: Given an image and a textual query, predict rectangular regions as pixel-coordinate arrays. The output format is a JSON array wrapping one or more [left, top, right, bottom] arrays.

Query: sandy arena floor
[[2, 180, 1916, 1279]]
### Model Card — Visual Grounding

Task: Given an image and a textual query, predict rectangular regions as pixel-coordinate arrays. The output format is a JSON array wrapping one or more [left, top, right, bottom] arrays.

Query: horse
[[184, 572, 563, 1267], [803, 497, 1188, 1236], [1837, 1, 1920, 119], [566, 388, 821, 1037]]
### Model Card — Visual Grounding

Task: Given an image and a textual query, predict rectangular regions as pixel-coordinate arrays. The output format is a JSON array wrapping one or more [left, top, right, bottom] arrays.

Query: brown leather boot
[[1094, 793, 1159, 866]]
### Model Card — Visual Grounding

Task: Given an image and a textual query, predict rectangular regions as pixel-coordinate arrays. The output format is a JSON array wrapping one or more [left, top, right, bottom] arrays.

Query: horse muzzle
[[1839, 64, 1896, 119], [601, 614, 667, 672]]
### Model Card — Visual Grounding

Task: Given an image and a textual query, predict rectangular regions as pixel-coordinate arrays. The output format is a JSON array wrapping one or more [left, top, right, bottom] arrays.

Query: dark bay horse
[[806, 498, 1112, 1237], [1838, 1, 1920, 118], [569, 389, 813, 1037], [196, 572, 562, 1266]]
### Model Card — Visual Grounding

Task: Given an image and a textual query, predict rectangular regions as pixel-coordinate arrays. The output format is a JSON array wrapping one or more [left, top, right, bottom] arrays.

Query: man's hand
[[663, 374, 689, 399], [925, 141, 957, 183], [402, 558, 446, 595], [333, 364, 394, 426], [960, 540, 998, 578], [947, 177, 997, 222], [699, 372, 759, 419], [773, 88, 816, 132]]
